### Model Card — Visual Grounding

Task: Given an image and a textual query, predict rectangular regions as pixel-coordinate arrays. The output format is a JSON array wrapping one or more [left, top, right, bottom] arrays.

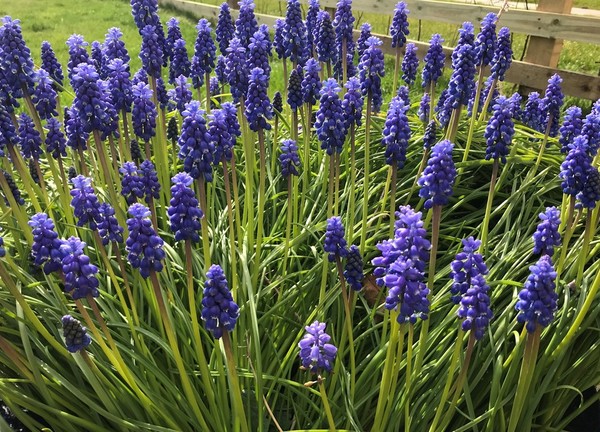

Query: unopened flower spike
[[201, 264, 239, 339], [516, 255, 558, 333], [70, 175, 102, 230], [61, 315, 92, 353], [418, 140, 457, 209], [324, 216, 348, 262], [559, 107, 583, 154], [532, 207, 561, 256], [450, 237, 489, 304], [390, 1, 410, 48], [126, 203, 165, 278], [60, 236, 100, 299], [168, 172, 203, 243], [279, 139, 301, 177], [344, 245, 364, 291]]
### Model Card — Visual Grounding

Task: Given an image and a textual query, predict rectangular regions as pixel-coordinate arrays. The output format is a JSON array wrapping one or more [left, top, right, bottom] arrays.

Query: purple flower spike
[[559, 136, 592, 197], [532, 207, 561, 256], [306, 0, 321, 55], [484, 96, 515, 163], [29, 213, 64, 274], [191, 19, 216, 88], [107, 58, 133, 113], [91, 41, 104, 74], [32, 69, 58, 120], [216, 3, 235, 54], [301, 58, 321, 106], [279, 139, 301, 177], [390, 2, 410, 48], [447, 43, 476, 109], [173, 75, 193, 115], [168, 172, 203, 243], [342, 77, 364, 129], [65, 106, 89, 151], [401, 43, 419, 86], [62, 315, 92, 353], [273, 19, 286, 60], [103, 28, 130, 76], [333, 0, 356, 80], [457, 22, 475, 47], [235, 0, 259, 48], [577, 166, 600, 209], [423, 120, 437, 150], [315, 78, 347, 155], [210, 107, 236, 164], [418, 140, 457, 209], [126, 203, 165, 278], [18, 113, 42, 161], [41, 41, 64, 89], [179, 101, 214, 181], [70, 175, 102, 230], [120, 161, 145, 205], [225, 37, 249, 103], [273, 91, 283, 113], [201, 264, 239, 339], [66, 34, 90, 83], [140, 25, 163, 78], [474, 13, 497, 66], [45, 118, 67, 159], [418, 93, 430, 123], [298, 321, 337, 374], [541, 73, 564, 137], [581, 112, 600, 156], [169, 38, 191, 84], [97, 203, 124, 245], [140, 159, 161, 203], [324, 216, 348, 262], [422, 34, 445, 89], [382, 96, 410, 169], [248, 25, 272, 77], [284, 0, 309, 66], [287, 66, 304, 111], [558, 107, 583, 154], [1, 16, 36, 96], [132, 82, 157, 142], [516, 255, 558, 333], [72, 63, 117, 135], [357, 23, 372, 60], [490, 27, 512, 81], [457, 274, 492, 340], [165, 18, 182, 63], [245, 67, 272, 132], [344, 245, 364, 291], [0, 236, 4, 258], [315, 11, 336, 64], [523, 92, 544, 133], [359, 36, 385, 113], [1, 170, 24, 205], [450, 237, 489, 304], [60, 237, 100, 299]]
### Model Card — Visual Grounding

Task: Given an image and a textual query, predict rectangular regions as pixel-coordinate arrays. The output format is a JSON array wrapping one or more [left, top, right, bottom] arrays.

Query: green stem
[[360, 93, 372, 255], [5, 142, 42, 213], [428, 81, 436, 123], [530, 114, 553, 180], [459, 67, 485, 170], [393, 48, 401, 96], [347, 124, 357, 242], [93, 129, 125, 227], [318, 379, 336, 432], [478, 77, 498, 123], [198, 176, 212, 272], [327, 155, 334, 218], [253, 128, 266, 289], [335, 257, 355, 400], [389, 165, 398, 238], [404, 324, 415, 432], [372, 314, 400, 432], [556, 197, 576, 279], [221, 330, 250, 432], [282, 176, 293, 281], [223, 159, 238, 299], [575, 214, 593, 285], [480, 159, 499, 255]]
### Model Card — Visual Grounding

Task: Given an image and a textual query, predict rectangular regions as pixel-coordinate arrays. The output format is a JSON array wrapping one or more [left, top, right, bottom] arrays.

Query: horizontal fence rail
[[160, 0, 600, 100]]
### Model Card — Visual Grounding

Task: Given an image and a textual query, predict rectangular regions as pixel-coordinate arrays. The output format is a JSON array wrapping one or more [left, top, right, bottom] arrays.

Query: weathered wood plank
[[160, 0, 279, 26]]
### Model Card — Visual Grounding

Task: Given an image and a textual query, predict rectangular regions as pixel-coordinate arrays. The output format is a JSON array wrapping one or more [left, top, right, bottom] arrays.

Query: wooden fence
[[159, 0, 600, 100]]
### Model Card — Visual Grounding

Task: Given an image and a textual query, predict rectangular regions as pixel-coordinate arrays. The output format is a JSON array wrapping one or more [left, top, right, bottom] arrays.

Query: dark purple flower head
[[140, 159, 161, 203], [423, 119, 437, 150], [484, 96, 515, 163], [418, 93, 430, 123], [490, 27, 512, 81], [0, 49, 19, 113], [61, 315, 92, 353], [140, 25, 163, 78], [447, 43, 476, 109], [41, 41, 64, 89], [508, 92, 523, 122], [1, 170, 23, 205], [165, 18, 182, 63], [559, 136, 592, 196], [422, 34, 445, 89], [279, 138, 301, 177], [131, 82, 157, 142], [359, 36, 385, 113], [287, 65, 303, 111], [315, 78, 347, 155], [301, 58, 321, 106], [516, 255, 557, 333], [91, 41, 104, 74], [342, 77, 364, 129], [0, 108, 17, 150], [120, 161, 145, 205], [396, 85, 410, 107], [225, 37, 248, 103], [581, 112, 600, 157], [29, 213, 64, 274], [418, 140, 456, 209], [532, 207, 561, 256], [222, 102, 241, 139], [248, 25, 272, 77], [66, 34, 90, 84], [0, 235, 4, 258], [216, 3, 235, 54], [457, 22, 475, 47], [155, 77, 169, 110], [333, 0, 356, 80], [390, 1, 410, 48], [60, 236, 99, 299], [168, 172, 203, 243], [72, 63, 117, 134], [401, 43, 419, 86], [201, 264, 239, 339], [172, 74, 193, 114], [191, 19, 216, 88], [18, 112, 42, 161], [344, 245, 364, 291], [435, 88, 453, 128], [45, 118, 67, 159], [306, 0, 320, 54], [215, 54, 227, 85], [382, 96, 410, 169], [210, 107, 236, 164], [103, 28, 130, 77], [1, 16, 36, 96], [559, 106, 583, 154], [273, 91, 283, 114], [474, 13, 497, 66], [126, 202, 165, 278], [315, 11, 336, 64], [273, 19, 286, 60], [65, 106, 89, 151], [70, 175, 102, 230], [457, 274, 492, 340], [541, 73, 564, 137], [522, 92, 544, 133], [284, 0, 309, 65], [235, 0, 258, 48], [167, 116, 179, 142], [245, 67, 272, 132], [324, 216, 348, 262], [298, 321, 337, 374], [32, 69, 58, 120], [357, 23, 372, 59], [107, 58, 133, 112], [169, 38, 191, 84], [577, 166, 600, 209], [450, 236, 488, 304], [179, 101, 214, 181], [97, 203, 124, 245]]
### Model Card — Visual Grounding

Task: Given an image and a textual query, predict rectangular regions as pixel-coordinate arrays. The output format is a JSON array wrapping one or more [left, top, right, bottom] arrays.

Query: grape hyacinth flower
[[577, 166, 600, 209], [130, 0, 165, 55], [1, 170, 24, 206], [1, 17, 36, 96], [418, 140, 457, 209], [532, 207, 561, 256], [178, 101, 214, 181], [139, 25, 163, 79], [210, 108, 235, 164], [61, 315, 92, 353], [423, 120, 437, 150], [516, 255, 558, 333], [435, 89, 453, 128], [235, 0, 258, 48], [126, 203, 165, 278], [155, 77, 169, 111], [287, 66, 303, 111], [216, 3, 235, 54], [324, 216, 348, 262], [107, 58, 133, 113], [344, 245, 364, 291], [558, 106, 583, 154], [45, 118, 67, 159], [490, 27, 512, 81], [66, 34, 90, 84], [18, 113, 42, 160], [401, 43, 418, 86], [474, 13, 497, 67], [29, 213, 64, 274], [450, 237, 489, 304], [191, 19, 216, 89], [130, 138, 142, 163], [273, 91, 283, 113], [168, 172, 203, 242], [120, 161, 144, 204], [97, 203, 124, 245], [284, 0, 308, 66], [301, 58, 321, 106], [60, 236, 99, 299], [447, 42, 476, 109], [103, 28, 130, 76], [0, 109, 17, 150], [298, 321, 337, 374], [333, 0, 356, 81], [470, 76, 499, 117], [140, 159, 160, 204], [418, 93, 431, 123], [247, 25, 272, 78], [581, 112, 600, 156], [559, 136, 592, 197], [164, 18, 182, 63], [381, 96, 410, 169], [342, 77, 364, 129], [357, 23, 372, 60], [0, 235, 4, 258], [215, 55, 227, 85], [32, 69, 58, 120], [315, 11, 336, 65], [456, 22, 475, 48], [169, 38, 191, 84], [509, 92, 523, 122], [541, 74, 564, 137], [484, 96, 515, 163], [315, 79, 347, 155], [390, 1, 410, 48], [422, 34, 445, 90], [29, 159, 40, 185], [306, 0, 320, 55], [457, 274, 492, 340], [245, 67, 272, 132], [359, 36, 385, 113], [279, 139, 301, 177], [65, 106, 89, 151], [131, 82, 157, 143], [70, 175, 102, 230], [72, 63, 117, 135], [273, 19, 286, 61], [90, 41, 103, 74], [172, 74, 193, 114], [201, 264, 239, 339], [523, 92, 544, 133], [41, 41, 64, 88], [167, 117, 179, 143], [224, 38, 248, 103]]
